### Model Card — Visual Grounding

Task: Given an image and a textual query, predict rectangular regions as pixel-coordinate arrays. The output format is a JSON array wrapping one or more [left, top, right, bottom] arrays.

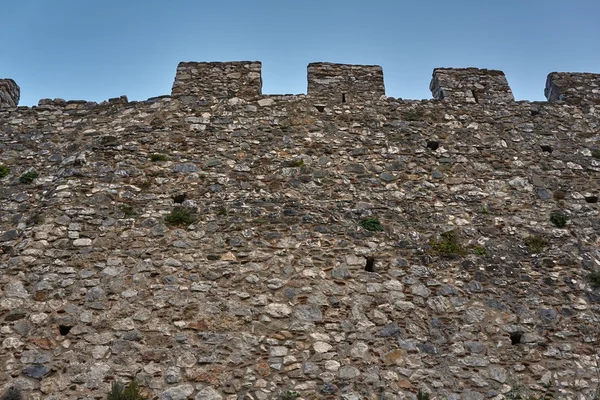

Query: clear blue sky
[[2, 0, 599, 106]]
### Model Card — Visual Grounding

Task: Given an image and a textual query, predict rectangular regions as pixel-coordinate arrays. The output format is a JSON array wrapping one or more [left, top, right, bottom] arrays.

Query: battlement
[[307, 62, 385, 102], [0, 79, 20, 108], [429, 67, 514, 104], [171, 61, 262, 104], [545, 72, 600, 104], [2, 62, 600, 108]]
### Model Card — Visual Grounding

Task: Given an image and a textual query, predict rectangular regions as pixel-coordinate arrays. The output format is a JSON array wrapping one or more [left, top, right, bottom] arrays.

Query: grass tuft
[[19, 171, 38, 184], [164, 207, 196, 226], [359, 217, 383, 232]]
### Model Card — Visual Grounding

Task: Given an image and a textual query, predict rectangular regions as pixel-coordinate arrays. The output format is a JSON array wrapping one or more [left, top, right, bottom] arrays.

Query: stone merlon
[[0, 79, 20, 108], [307, 62, 385, 102], [545, 72, 600, 105], [430, 68, 514, 104], [171, 61, 262, 104]]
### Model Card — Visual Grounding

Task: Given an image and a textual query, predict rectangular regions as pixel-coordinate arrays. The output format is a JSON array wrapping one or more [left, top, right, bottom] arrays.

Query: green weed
[[524, 235, 548, 254], [550, 212, 568, 228], [359, 217, 383, 232], [19, 171, 38, 184], [149, 153, 168, 162], [430, 230, 465, 256], [107, 381, 145, 400], [0, 165, 9, 178]]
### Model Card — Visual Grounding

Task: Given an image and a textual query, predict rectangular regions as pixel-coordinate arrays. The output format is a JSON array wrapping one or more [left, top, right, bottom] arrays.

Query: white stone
[[313, 341, 333, 353], [73, 238, 92, 246], [258, 98, 275, 107], [264, 303, 292, 318]]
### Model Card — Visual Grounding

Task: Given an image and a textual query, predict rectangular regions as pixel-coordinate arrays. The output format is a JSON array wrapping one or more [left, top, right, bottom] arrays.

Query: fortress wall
[[1, 61, 600, 400], [430, 68, 515, 104], [0, 79, 20, 108], [545, 72, 600, 104], [307, 62, 385, 102], [171, 61, 262, 104]]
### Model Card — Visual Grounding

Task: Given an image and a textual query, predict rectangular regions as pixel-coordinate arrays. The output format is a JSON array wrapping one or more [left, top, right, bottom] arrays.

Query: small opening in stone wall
[[365, 256, 375, 272], [172, 193, 187, 204], [59, 325, 73, 336], [314, 105, 325, 113], [510, 331, 522, 345], [585, 195, 598, 203], [342, 93, 347, 103], [540, 145, 553, 153], [427, 141, 439, 151]]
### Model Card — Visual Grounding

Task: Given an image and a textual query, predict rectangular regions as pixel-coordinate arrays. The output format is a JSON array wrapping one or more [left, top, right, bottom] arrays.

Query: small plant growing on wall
[[430, 230, 466, 256], [107, 381, 145, 400], [588, 270, 600, 289], [279, 390, 300, 400], [416, 389, 430, 400], [524, 235, 548, 254], [0, 165, 10, 178], [19, 170, 38, 184], [359, 217, 383, 232], [473, 245, 486, 256], [149, 153, 168, 162], [549, 212, 568, 228], [164, 206, 196, 226]]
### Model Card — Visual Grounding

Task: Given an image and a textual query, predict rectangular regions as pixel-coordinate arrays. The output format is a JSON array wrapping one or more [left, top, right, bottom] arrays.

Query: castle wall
[[1, 61, 600, 400], [0, 79, 20, 108], [307, 62, 385, 102], [545, 72, 600, 105], [430, 68, 515, 104], [171, 61, 262, 104]]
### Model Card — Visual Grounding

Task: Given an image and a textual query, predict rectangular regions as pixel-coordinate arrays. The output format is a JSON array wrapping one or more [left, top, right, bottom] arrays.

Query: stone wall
[[430, 68, 514, 104], [0, 79, 20, 108], [545, 72, 600, 105], [171, 61, 262, 105], [1, 62, 600, 400], [307, 62, 385, 103]]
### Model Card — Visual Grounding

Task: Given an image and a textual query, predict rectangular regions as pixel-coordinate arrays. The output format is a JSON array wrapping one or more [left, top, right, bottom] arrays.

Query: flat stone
[[73, 238, 92, 246], [338, 365, 360, 379], [22, 365, 50, 379], [264, 303, 292, 318], [293, 304, 323, 322], [0, 229, 19, 242], [313, 341, 333, 353], [195, 387, 223, 400], [161, 384, 194, 400], [173, 163, 197, 173]]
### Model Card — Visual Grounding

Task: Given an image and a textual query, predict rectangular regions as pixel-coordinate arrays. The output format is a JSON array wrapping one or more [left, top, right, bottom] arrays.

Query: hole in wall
[[342, 93, 347, 103], [427, 141, 439, 151], [365, 256, 375, 272], [314, 105, 325, 113], [59, 325, 73, 336], [172, 193, 187, 204], [509, 331, 522, 345], [540, 145, 553, 153], [585, 195, 598, 203]]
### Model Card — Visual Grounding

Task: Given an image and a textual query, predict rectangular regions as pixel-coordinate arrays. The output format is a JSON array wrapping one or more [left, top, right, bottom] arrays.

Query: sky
[[2, 0, 599, 106]]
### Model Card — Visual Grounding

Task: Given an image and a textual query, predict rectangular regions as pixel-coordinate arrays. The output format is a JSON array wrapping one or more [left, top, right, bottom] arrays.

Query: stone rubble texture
[[0, 61, 599, 400]]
